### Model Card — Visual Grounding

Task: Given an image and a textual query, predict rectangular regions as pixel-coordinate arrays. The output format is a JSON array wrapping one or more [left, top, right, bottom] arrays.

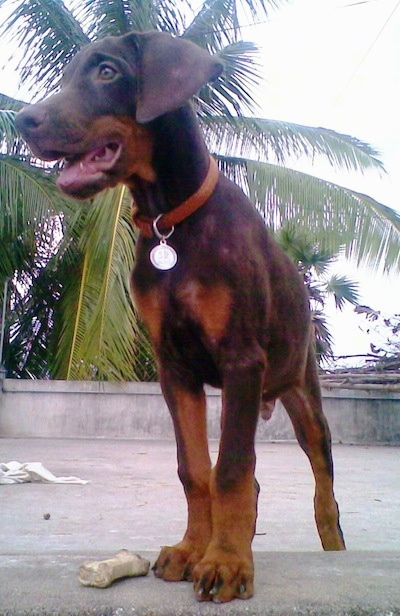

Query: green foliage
[[0, 0, 399, 380], [277, 226, 360, 362], [54, 186, 140, 380], [205, 117, 385, 171], [0, 0, 89, 96], [218, 158, 400, 271]]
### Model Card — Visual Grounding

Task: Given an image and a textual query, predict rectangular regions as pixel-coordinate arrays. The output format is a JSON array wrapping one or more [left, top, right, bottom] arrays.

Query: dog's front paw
[[192, 547, 254, 603], [153, 541, 205, 582]]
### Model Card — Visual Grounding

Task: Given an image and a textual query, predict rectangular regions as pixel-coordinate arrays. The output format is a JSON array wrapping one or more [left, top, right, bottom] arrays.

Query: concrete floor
[[1, 438, 399, 615]]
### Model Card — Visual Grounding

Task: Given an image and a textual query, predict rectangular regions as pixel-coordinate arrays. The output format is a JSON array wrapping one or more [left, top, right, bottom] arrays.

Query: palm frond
[[6, 256, 62, 378], [54, 185, 141, 380], [184, 0, 241, 48], [0, 93, 26, 111], [324, 274, 360, 311], [197, 41, 261, 118], [203, 117, 385, 173], [0, 110, 20, 151], [218, 157, 400, 272], [312, 309, 334, 363], [0, 156, 76, 238], [74, 0, 132, 38], [184, 0, 286, 47], [240, 0, 288, 16], [0, 226, 35, 280], [309, 249, 336, 277], [276, 226, 336, 274], [76, 0, 193, 36], [0, 0, 89, 96], [73, 0, 157, 39], [1, 109, 43, 160], [153, 0, 193, 34]]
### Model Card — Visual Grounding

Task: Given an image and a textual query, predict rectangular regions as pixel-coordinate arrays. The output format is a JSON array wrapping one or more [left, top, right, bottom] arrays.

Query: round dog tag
[[150, 241, 177, 270]]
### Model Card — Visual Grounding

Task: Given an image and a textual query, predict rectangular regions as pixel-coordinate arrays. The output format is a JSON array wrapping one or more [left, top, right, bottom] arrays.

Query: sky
[[0, 0, 399, 363], [251, 0, 400, 363]]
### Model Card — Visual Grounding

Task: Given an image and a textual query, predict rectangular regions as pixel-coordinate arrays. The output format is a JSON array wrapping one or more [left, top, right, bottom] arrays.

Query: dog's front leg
[[193, 357, 264, 603], [153, 373, 212, 582]]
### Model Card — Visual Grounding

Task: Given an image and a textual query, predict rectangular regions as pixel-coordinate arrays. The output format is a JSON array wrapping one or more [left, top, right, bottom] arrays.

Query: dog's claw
[[239, 583, 246, 595], [209, 573, 223, 596]]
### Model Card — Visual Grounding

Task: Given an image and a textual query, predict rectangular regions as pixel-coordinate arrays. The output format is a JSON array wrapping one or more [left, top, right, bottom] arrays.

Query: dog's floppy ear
[[123, 31, 223, 123]]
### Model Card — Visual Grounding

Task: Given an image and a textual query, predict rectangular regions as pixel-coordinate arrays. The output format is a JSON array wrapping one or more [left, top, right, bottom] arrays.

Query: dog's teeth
[[79, 162, 84, 171]]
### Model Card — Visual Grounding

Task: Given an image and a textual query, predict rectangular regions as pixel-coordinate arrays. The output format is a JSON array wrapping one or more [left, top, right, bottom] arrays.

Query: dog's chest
[[174, 280, 232, 342], [132, 278, 230, 386], [133, 279, 232, 348]]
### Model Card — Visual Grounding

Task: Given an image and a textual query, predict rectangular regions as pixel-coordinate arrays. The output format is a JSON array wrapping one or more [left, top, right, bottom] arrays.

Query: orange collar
[[132, 156, 219, 238]]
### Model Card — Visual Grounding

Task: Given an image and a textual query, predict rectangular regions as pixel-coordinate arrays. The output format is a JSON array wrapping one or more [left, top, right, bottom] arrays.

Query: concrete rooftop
[[1, 437, 399, 615]]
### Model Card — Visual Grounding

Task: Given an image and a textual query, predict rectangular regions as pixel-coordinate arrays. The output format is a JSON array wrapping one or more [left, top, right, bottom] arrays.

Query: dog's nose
[[15, 106, 47, 135]]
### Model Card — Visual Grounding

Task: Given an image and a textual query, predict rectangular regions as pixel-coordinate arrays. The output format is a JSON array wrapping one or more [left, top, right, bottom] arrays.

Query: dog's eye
[[98, 64, 117, 81]]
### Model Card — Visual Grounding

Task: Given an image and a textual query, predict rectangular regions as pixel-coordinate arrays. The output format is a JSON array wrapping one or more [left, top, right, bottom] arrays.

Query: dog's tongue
[[58, 144, 119, 189]]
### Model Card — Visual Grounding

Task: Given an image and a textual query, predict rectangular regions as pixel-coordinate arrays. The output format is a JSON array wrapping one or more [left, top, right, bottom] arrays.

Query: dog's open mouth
[[57, 142, 122, 196]]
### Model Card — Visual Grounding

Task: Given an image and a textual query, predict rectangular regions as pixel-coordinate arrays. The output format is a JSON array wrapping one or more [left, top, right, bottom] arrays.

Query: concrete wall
[[1, 378, 400, 444]]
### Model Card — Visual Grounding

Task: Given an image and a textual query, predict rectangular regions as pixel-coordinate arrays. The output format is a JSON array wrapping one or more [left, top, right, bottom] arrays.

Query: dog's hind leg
[[152, 375, 212, 582], [280, 348, 346, 551]]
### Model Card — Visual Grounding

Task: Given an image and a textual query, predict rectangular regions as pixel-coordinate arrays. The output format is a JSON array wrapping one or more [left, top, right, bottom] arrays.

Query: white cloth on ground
[[0, 461, 89, 484]]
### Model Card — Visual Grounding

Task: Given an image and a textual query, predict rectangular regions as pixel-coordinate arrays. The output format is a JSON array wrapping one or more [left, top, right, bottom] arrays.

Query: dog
[[15, 30, 345, 603]]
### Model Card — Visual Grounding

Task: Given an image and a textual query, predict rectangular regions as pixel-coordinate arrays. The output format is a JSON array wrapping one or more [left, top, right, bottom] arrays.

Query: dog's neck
[[127, 104, 212, 219]]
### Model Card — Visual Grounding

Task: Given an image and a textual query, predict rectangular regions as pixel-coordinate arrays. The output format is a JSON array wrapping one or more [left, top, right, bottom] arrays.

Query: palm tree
[[277, 225, 360, 362], [1, 0, 399, 379], [0, 94, 82, 377]]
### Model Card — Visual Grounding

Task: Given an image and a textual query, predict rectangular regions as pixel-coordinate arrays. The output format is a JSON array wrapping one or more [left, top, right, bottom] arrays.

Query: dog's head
[[15, 31, 223, 199]]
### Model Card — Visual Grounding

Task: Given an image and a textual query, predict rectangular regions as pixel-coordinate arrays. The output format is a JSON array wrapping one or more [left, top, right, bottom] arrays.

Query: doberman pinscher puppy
[[16, 31, 345, 603]]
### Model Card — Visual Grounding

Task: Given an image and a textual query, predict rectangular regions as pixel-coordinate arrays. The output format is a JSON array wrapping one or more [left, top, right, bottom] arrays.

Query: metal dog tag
[[150, 215, 177, 271], [150, 239, 177, 270]]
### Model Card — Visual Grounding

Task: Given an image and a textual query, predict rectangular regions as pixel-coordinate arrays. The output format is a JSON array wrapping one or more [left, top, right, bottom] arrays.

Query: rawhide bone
[[78, 549, 150, 588]]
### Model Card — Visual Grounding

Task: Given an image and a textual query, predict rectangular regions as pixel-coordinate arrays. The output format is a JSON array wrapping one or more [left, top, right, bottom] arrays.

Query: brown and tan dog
[[16, 31, 345, 603]]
